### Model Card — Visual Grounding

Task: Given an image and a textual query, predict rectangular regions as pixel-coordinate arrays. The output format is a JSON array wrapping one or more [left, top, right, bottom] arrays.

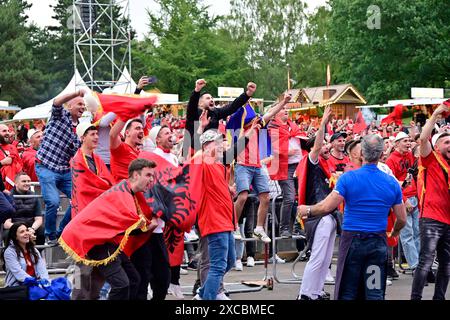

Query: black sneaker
[[427, 269, 436, 283], [387, 267, 399, 279], [299, 294, 313, 300], [292, 229, 306, 239], [192, 279, 201, 295], [45, 238, 58, 247], [280, 230, 292, 239], [187, 260, 198, 271]]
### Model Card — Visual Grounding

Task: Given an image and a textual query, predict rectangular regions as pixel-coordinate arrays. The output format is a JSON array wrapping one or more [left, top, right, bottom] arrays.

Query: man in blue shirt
[[36, 90, 86, 245], [298, 134, 407, 300]]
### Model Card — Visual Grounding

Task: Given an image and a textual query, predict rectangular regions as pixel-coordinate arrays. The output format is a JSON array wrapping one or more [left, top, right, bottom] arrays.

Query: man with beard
[[0, 124, 23, 190], [35, 90, 86, 245], [185, 79, 256, 153], [21, 129, 43, 182], [327, 131, 350, 174], [411, 103, 450, 300], [109, 119, 145, 183]]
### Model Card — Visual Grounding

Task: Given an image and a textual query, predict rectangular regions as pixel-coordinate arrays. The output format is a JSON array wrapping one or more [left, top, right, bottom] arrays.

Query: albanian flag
[[381, 104, 404, 126], [70, 150, 115, 218], [353, 110, 367, 134], [92, 92, 158, 122], [139, 151, 202, 266], [267, 118, 307, 181], [295, 154, 333, 205], [0, 144, 23, 190], [59, 180, 153, 266]]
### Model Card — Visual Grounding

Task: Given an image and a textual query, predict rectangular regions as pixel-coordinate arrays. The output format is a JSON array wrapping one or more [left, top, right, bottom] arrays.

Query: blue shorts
[[234, 164, 270, 195]]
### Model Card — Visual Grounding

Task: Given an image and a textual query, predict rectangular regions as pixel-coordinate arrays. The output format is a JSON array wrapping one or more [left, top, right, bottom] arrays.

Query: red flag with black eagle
[[59, 180, 154, 266], [139, 151, 202, 267], [70, 149, 115, 218]]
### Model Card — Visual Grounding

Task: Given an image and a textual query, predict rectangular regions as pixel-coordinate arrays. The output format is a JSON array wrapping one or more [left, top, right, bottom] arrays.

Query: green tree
[[327, 0, 450, 104], [0, 0, 48, 108], [135, 0, 250, 100], [227, 0, 307, 100]]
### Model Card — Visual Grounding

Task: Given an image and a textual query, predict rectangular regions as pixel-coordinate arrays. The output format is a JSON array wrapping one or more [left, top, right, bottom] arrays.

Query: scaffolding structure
[[72, 0, 132, 91]]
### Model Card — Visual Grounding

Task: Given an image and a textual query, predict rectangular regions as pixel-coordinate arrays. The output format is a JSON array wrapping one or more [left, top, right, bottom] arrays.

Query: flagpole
[[287, 64, 291, 91]]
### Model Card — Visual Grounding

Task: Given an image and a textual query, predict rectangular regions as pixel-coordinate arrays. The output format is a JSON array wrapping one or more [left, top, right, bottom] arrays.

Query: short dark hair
[[200, 92, 211, 98], [128, 158, 156, 178], [157, 125, 170, 138], [125, 119, 143, 131], [83, 125, 97, 137], [14, 171, 29, 182]]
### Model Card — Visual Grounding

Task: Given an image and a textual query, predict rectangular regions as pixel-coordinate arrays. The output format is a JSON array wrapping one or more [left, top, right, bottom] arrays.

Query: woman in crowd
[[1, 223, 49, 287]]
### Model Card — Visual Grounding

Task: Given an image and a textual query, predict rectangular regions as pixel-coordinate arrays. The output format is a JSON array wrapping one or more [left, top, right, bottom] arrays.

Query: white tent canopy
[[13, 69, 89, 121]]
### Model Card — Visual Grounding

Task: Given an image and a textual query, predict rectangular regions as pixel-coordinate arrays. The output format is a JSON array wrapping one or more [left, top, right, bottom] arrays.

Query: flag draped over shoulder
[[139, 151, 202, 266], [295, 155, 333, 205], [267, 118, 306, 180], [59, 180, 153, 266], [381, 104, 404, 126], [70, 150, 115, 218], [93, 92, 158, 122], [0, 145, 23, 190]]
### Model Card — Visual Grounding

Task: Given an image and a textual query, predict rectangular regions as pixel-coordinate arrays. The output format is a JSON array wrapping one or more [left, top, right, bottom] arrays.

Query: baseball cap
[[432, 132, 450, 147], [149, 126, 163, 145], [76, 122, 96, 139], [330, 132, 347, 143], [394, 131, 409, 142], [200, 130, 222, 145], [27, 129, 40, 140]]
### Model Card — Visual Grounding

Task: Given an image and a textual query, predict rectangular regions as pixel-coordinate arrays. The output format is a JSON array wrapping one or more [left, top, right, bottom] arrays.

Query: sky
[[26, 0, 328, 39]]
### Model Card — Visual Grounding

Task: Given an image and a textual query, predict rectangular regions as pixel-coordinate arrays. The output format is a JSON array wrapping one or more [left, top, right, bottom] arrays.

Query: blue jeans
[[339, 234, 387, 300], [35, 163, 72, 240], [234, 164, 270, 195], [199, 232, 235, 300], [400, 196, 421, 269]]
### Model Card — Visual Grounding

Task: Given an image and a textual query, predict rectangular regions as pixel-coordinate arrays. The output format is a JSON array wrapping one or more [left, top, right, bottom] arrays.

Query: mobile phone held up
[[146, 76, 157, 84]]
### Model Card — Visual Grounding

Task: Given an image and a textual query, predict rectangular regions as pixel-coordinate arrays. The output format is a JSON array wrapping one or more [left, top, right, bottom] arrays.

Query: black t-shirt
[[86, 155, 97, 174], [305, 155, 332, 205]]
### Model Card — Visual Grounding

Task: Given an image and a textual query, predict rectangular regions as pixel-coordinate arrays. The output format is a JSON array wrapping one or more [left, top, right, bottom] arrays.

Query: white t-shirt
[[288, 137, 303, 164]]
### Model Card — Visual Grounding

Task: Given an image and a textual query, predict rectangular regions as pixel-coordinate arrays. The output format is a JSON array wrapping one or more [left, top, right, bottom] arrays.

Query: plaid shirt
[[36, 105, 80, 173]]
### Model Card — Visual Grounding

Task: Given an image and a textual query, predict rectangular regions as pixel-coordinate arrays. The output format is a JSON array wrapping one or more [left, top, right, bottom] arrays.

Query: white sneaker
[[192, 294, 203, 300], [269, 254, 285, 264], [253, 227, 271, 243], [185, 229, 199, 242], [234, 259, 243, 271], [386, 279, 392, 286], [325, 269, 335, 283], [168, 284, 184, 299], [233, 229, 242, 240], [246, 256, 255, 267], [216, 292, 231, 300], [180, 268, 188, 275]]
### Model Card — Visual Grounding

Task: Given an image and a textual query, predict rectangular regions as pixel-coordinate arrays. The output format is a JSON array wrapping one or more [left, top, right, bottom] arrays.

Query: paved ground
[[168, 258, 449, 300]]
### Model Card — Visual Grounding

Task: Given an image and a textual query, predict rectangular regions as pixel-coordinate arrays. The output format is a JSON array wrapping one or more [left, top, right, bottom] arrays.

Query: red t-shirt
[[237, 129, 261, 168], [110, 142, 139, 183], [21, 148, 38, 182], [386, 150, 417, 199], [197, 161, 235, 237], [326, 153, 350, 173], [419, 152, 450, 225]]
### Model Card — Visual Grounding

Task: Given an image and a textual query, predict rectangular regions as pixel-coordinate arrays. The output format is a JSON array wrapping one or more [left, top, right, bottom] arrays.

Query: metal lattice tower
[[72, 0, 132, 91]]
